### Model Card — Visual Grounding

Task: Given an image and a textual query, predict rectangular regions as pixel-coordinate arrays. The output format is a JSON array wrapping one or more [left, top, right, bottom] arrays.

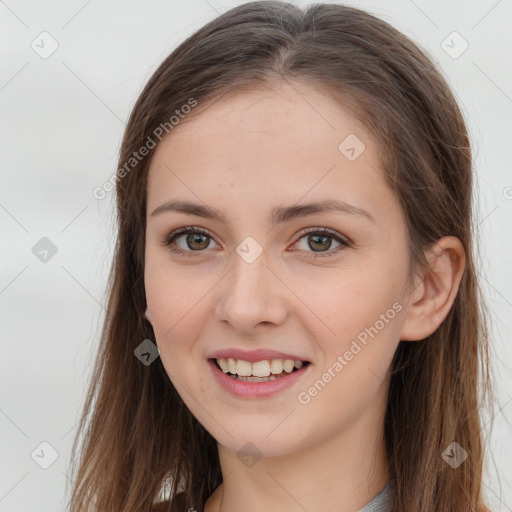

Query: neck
[[204, 404, 389, 512]]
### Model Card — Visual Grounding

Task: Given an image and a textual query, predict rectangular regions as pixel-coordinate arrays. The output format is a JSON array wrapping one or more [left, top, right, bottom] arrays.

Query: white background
[[1, 0, 511, 510]]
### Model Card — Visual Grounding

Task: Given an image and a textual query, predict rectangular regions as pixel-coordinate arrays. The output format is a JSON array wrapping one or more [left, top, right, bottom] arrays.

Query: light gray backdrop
[[1, 0, 511, 510]]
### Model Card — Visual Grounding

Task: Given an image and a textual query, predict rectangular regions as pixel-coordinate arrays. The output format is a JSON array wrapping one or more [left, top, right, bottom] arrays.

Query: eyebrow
[[150, 198, 375, 225]]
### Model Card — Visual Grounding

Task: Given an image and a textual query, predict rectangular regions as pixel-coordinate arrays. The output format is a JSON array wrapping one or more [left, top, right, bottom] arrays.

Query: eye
[[292, 227, 351, 258], [162, 226, 219, 257], [161, 226, 351, 258]]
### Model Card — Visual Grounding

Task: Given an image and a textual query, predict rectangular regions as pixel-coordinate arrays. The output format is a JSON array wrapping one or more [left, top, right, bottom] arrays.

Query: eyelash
[[161, 225, 351, 258]]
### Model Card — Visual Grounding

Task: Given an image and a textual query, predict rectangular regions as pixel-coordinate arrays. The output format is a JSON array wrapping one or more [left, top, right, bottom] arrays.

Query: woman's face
[[144, 82, 412, 457]]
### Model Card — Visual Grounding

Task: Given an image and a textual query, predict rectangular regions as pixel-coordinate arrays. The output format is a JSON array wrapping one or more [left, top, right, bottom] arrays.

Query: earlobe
[[144, 307, 152, 323], [400, 236, 466, 341]]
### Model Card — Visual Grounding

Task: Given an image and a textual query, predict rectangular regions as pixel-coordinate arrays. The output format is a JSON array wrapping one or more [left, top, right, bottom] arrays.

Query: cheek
[[300, 290, 401, 428], [306, 265, 395, 329], [306, 263, 404, 375], [144, 268, 188, 355], [144, 253, 198, 328], [144, 264, 213, 379]]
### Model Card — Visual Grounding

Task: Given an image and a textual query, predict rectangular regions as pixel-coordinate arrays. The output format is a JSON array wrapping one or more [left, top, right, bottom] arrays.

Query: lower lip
[[208, 359, 311, 398]]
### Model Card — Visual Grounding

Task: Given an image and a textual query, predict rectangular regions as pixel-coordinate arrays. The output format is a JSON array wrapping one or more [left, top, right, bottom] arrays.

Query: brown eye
[[163, 226, 218, 256], [293, 227, 351, 258], [305, 233, 335, 251], [183, 232, 210, 250]]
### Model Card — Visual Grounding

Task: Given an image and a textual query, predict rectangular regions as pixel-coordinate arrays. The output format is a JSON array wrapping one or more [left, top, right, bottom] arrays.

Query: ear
[[144, 307, 152, 324], [400, 236, 466, 341]]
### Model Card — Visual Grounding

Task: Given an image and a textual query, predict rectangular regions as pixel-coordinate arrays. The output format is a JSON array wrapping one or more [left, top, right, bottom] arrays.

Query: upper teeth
[[216, 358, 304, 377]]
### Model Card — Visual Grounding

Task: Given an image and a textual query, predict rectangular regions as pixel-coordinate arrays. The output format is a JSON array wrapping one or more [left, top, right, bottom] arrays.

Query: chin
[[212, 426, 307, 460]]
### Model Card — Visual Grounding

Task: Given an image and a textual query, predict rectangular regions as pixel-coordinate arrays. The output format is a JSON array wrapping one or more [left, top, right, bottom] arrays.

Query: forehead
[[146, 82, 396, 225], [158, 83, 370, 161]]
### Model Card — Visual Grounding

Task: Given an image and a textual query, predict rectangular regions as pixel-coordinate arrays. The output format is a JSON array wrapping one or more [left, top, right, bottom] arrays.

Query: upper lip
[[208, 348, 309, 363]]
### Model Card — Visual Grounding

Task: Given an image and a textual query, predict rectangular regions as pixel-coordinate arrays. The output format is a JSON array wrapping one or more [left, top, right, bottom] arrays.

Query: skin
[[143, 81, 465, 512]]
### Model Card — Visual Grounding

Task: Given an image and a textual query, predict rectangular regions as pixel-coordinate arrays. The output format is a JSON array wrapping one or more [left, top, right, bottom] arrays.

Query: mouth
[[210, 357, 311, 381], [207, 357, 312, 398]]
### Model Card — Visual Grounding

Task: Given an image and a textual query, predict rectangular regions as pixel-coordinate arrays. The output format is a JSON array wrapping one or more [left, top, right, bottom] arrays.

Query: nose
[[214, 249, 288, 334]]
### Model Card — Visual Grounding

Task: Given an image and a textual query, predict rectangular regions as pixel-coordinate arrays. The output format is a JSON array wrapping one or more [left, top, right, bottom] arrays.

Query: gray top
[[162, 480, 395, 512], [358, 480, 393, 512]]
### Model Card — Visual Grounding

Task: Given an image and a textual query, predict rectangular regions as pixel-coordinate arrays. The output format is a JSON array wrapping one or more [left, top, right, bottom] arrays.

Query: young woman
[[68, 2, 494, 511]]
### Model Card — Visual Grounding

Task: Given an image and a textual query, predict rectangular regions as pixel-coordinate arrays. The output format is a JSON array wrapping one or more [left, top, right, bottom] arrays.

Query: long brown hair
[[67, 2, 496, 510]]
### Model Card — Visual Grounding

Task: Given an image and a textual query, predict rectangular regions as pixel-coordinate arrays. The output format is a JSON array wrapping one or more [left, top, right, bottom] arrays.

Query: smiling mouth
[[210, 358, 311, 382]]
